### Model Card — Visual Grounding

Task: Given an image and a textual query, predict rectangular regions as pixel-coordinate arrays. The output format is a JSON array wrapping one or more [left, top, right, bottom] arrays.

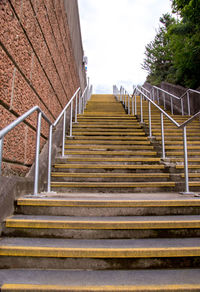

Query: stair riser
[[63, 154, 157, 158], [52, 168, 164, 173], [0, 256, 199, 270], [4, 228, 200, 239], [15, 206, 200, 217], [51, 186, 175, 193]]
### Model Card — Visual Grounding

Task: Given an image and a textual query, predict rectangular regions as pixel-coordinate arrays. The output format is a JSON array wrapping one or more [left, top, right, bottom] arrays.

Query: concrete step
[[1, 269, 200, 291], [71, 136, 149, 140], [54, 157, 161, 163], [64, 151, 157, 157], [53, 163, 165, 171], [50, 182, 176, 193], [73, 124, 142, 128], [65, 145, 154, 150], [4, 215, 200, 239], [166, 151, 200, 156], [66, 140, 151, 145], [166, 146, 200, 150], [15, 195, 200, 216], [51, 174, 170, 183], [72, 132, 146, 136], [0, 237, 200, 269]]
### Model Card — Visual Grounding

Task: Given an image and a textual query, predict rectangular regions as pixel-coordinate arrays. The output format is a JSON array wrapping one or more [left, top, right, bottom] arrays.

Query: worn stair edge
[[0, 246, 200, 258], [2, 283, 200, 291], [6, 218, 200, 230], [16, 198, 200, 207], [50, 182, 175, 188]]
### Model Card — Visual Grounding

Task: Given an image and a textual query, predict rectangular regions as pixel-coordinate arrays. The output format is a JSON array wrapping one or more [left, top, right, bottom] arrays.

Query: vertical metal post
[[187, 91, 191, 115], [148, 101, 152, 138], [47, 125, 53, 192], [135, 94, 137, 115], [70, 101, 73, 137], [79, 90, 81, 114], [120, 87, 122, 102], [0, 137, 4, 176], [182, 126, 193, 194], [181, 99, 184, 116], [132, 96, 134, 115], [163, 93, 166, 110], [157, 88, 159, 104], [140, 95, 143, 123], [170, 96, 173, 115], [75, 93, 78, 123], [160, 113, 165, 159], [62, 110, 66, 157], [128, 95, 130, 114], [34, 112, 42, 195]]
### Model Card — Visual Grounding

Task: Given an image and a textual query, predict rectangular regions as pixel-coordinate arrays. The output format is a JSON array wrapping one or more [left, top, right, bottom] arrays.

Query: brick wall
[[0, 0, 86, 176]]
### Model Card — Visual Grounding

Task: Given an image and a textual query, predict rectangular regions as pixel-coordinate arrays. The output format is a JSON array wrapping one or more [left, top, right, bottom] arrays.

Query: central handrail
[[0, 83, 92, 195], [114, 84, 200, 194]]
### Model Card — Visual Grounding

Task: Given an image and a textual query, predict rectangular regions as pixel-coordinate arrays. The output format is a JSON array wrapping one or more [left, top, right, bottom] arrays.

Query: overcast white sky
[[78, 0, 172, 93]]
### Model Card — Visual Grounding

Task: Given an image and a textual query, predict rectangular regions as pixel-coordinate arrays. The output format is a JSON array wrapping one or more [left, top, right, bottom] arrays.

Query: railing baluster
[[34, 112, 42, 195], [181, 99, 184, 116], [70, 101, 73, 137], [132, 95, 134, 115], [182, 126, 194, 194], [140, 95, 143, 123], [160, 112, 165, 159], [148, 101, 152, 138], [75, 93, 78, 123], [187, 91, 191, 115], [135, 94, 137, 115], [62, 110, 66, 157], [0, 138, 4, 176], [163, 92, 166, 110], [170, 96, 173, 115], [47, 125, 53, 192]]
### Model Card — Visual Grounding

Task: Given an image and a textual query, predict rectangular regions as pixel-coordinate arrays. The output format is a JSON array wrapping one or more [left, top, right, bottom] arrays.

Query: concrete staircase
[[1, 94, 200, 291], [51, 94, 176, 192]]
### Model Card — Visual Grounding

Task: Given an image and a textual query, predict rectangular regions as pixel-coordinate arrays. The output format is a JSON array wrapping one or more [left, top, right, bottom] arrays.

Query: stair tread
[[6, 215, 200, 230], [16, 197, 200, 207], [1, 269, 200, 289], [0, 237, 200, 250]]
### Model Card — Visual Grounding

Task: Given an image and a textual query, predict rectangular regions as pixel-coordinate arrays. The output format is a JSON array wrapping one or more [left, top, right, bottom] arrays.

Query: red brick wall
[[0, 0, 85, 176]]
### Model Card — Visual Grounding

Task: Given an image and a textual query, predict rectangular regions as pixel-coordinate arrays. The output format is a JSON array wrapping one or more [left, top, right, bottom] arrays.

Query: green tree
[[142, 14, 175, 85], [142, 0, 200, 89]]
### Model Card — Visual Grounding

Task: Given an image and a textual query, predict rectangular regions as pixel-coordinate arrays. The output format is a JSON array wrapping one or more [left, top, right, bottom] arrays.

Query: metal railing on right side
[[113, 84, 200, 195], [0, 83, 92, 195], [141, 85, 200, 116]]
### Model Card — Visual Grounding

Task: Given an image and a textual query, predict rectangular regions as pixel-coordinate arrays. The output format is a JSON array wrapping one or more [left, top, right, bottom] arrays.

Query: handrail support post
[[161, 112, 165, 159], [180, 126, 194, 195], [34, 112, 42, 195], [0, 138, 4, 176], [47, 125, 53, 192], [62, 110, 66, 157]]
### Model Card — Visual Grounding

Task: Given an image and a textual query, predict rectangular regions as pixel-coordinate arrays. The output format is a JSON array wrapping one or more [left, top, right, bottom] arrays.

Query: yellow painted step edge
[[0, 246, 199, 257], [51, 182, 175, 188], [16, 199, 200, 207], [2, 283, 200, 291], [6, 219, 200, 230]]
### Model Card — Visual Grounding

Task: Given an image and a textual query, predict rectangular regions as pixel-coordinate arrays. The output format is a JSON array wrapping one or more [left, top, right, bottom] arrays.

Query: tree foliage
[[142, 0, 200, 89]]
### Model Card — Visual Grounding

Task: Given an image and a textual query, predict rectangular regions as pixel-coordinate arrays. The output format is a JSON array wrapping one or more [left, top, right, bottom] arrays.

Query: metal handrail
[[143, 85, 200, 116], [114, 85, 200, 194], [0, 83, 92, 195]]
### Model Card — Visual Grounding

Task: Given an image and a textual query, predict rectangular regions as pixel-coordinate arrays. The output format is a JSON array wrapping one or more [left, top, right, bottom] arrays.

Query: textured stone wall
[[0, 0, 86, 176]]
